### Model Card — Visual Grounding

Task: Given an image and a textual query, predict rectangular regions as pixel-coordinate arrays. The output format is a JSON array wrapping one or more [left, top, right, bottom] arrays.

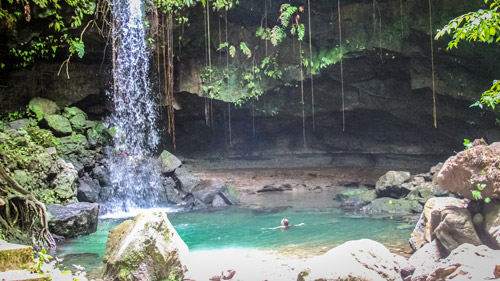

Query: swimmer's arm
[[262, 226, 284, 230], [292, 223, 304, 227]]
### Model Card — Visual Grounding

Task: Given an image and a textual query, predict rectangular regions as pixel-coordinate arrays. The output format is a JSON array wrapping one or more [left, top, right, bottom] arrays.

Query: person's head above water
[[264, 218, 303, 230], [281, 218, 290, 227]]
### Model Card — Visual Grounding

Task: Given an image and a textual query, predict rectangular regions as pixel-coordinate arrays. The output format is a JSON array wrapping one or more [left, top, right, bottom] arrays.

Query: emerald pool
[[55, 205, 415, 275]]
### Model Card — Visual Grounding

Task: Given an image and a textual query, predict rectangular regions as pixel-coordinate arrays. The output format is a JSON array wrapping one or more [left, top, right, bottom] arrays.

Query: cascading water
[[103, 0, 168, 214]]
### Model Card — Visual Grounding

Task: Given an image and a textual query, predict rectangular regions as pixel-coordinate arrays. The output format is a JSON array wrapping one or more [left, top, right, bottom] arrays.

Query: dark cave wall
[[1, 0, 500, 160]]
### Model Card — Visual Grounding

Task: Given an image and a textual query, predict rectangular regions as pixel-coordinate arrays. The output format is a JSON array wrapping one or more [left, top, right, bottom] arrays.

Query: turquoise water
[[55, 206, 414, 275]]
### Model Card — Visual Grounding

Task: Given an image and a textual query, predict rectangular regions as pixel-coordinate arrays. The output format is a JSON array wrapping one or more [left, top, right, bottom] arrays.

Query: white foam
[[99, 207, 180, 220]]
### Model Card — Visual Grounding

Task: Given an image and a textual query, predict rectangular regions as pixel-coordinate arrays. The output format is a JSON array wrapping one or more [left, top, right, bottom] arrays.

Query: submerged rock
[[47, 202, 99, 238], [438, 141, 500, 200], [361, 197, 423, 215], [375, 171, 411, 198], [297, 239, 407, 281], [336, 187, 376, 210], [102, 211, 188, 281]]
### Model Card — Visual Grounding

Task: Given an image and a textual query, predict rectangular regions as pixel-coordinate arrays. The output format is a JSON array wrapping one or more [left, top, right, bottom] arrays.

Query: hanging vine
[[338, 0, 345, 131], [429, 0, 437, 128], [307, 0, 315, 131]]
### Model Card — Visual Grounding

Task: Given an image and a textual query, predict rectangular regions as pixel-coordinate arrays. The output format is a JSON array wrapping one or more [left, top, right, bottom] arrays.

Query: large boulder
[[483, 200, 500, 249], [335, 187, 377, 210], [375, 171, 411, 198], [47, 202, 99, 238], [158, 150, 182, 174], [361, 197, 423, 215], [438, 142, 500, 200], [433, 207, 482, 253], [43, 114, 72, 136], [297, 239, 407, 281], [55, 133, 89, 156], [411, 243, 500, 281], [409, 197, 469, 251], [102, 211, 188, 281], [28, 97, 59, 120]]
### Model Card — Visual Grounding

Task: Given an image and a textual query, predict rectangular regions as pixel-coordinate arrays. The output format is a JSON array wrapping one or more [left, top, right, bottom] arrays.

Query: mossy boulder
[[62, 107, 88, 132], [0, 240, 33, 271], [26, 127, 56, 148], [43, 115, 72, 136], [336, 188, 377, 209], [86, 121, 110, 147], [102, 211, 188, 281], [28, 97, 59, 121], [361, 197, 423, 215], [55, 133, 89, 156]]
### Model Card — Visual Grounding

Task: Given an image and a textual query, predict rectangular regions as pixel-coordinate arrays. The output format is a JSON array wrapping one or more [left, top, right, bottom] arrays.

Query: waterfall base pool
[[55, 205, 415, 278]]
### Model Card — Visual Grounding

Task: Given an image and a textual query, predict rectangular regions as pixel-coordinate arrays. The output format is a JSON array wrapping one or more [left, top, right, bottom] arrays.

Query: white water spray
[[104, 0, 167, 214]]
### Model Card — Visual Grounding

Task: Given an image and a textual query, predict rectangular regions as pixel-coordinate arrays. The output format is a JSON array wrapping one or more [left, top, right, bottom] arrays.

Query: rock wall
[[2, 0, 500, 163]]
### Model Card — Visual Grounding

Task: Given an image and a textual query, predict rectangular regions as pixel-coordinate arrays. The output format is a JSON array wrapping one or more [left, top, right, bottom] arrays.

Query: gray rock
[[192, 180, 225, 204], [102, 211, 188, 281], [434, 207, 482, 253], [482, 199, 500, 249], [45, 147, 57, 155], [47, 202, 99, 238], [6, 119, 30, 130], [77, 177, 100, 203], [404, 187, 434, 205], [212, 191, 238, 208], [93, 164, 112, 187], [361, 197, 423, 215], [375, 171, 411, 198], [175, 167, 200, 193], [29, 97, 59, 120], [43, 114, 72, 136], [159, 150, 182, 173], [297, 239, 408, 281]]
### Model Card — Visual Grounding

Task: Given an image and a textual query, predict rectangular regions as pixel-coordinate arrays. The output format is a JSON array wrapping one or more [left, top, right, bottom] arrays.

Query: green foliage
[[34, 248, 53, 273], [436, 0, 500, 110], [229, 45, 236, 57], [2, 0, 94, 68], [0, 106, 34, 123], [239, 42, 251, 58], [463, 138, 473, 149], [279, 4, 297, 28]]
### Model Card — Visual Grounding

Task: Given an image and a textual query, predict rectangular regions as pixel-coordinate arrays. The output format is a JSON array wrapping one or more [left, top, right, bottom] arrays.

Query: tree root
[[0, 163, 55, 249]]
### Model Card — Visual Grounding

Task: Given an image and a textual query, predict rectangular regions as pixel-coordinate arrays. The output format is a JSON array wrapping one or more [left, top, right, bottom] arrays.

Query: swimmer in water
[[265, 218, 304, 230]]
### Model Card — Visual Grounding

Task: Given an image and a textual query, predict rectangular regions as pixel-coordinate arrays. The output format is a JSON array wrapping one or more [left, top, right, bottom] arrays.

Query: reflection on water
[[56, 205, 414, 276]]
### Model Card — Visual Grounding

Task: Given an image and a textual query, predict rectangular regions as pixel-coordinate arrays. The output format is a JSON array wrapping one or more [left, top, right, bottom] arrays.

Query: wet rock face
[[47, 202, 99, 238], [102, 211, 188, 281], [438, 141, 500, 200]]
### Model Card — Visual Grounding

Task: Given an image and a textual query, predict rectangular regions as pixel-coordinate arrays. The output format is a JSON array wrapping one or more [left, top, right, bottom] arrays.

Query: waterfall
[[103, 0, 167, 214]]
